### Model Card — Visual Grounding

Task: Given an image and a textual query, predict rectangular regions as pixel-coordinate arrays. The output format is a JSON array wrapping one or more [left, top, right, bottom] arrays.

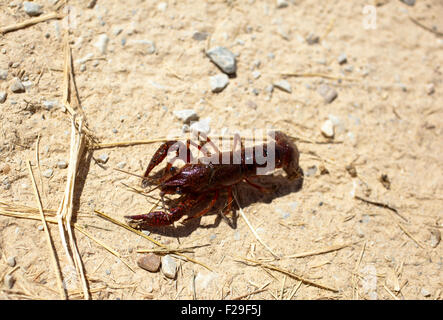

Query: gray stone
[[206, 46, 237, 75], [252, 70, 261, 79], [0, 92, 6, 103], [138, 254, 161, 272], [161, 255, 177, 279], [117, 161, 126, 169], [10, 78, 25, 93], [42, 100, 57, 110], [0, 69, 7, 80], [274, 80, 292, 93], [43, 168, 53, 178], [97, 153, 109, 164], [5, 274, 15, 289], [317, 84, 338, 103], [306, 33, 319, 45], [400, 0, 415, 6], [7, 256, 16, 267], [276, 0, 289, 9], [190, 118, 211, 134], [23, 1, 43, 17], [94, 34, 109, 54], [192, 31, 209, 41], [420, 288, 431, 297], [337, 53, 347, 65], [210, 74, 229, 93], [173, 109, 198, 124], [57, 160, 68, 169]]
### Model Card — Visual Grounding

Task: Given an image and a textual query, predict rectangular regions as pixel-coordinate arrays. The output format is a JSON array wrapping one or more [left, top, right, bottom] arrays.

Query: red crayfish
[[124, 131, 302, 229]]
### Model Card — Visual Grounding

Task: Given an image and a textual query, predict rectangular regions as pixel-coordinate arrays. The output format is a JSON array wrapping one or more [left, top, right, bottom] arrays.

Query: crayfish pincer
[[124, 130, 302, 229]]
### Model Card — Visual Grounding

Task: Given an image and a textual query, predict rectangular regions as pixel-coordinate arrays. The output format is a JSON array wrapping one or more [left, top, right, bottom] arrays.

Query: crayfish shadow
[[143, 171, 304, 238]]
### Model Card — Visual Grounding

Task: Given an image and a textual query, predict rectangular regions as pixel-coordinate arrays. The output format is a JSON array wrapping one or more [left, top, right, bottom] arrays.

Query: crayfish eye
[[176, 187, 182, 194]]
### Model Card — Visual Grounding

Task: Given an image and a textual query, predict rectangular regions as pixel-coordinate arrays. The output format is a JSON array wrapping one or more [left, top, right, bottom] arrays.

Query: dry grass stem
[[284, 242, 354, 259], [0, 12, 63, 34]]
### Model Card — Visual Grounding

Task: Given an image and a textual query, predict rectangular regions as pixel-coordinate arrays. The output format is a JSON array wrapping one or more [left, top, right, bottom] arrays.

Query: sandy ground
[[0, 0, 442, 300]]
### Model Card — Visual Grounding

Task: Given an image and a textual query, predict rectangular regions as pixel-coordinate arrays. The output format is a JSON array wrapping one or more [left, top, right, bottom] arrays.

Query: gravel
[[306, 32, 319, 45], [57, 160, 68, 169], [10, 78, 25, 93], [161, 255, 177, 279], [426, 83, 435, 95], [276, 0, 289, 8], [94, 34, 109, 54], [190, 117, 211, 134], [400, 0, 415, 5], [137, 254, 161, 272], [7, 256, 16, 267], [173, 109, 199, 124], [206, 46, 237, 75], [192, 31, 209, 41], [42, 100, 57, 110], [317, 84, 338, 103], [129, 39, 156, 55], [429, 229, 441, 248], [0, 92, 7, 103], [337, 53, 347, 64], [210, 73, 229, 93], [43, 168, 54, 178], [97, 153, 109, 164], [23, 1, 43, 16], [252, 70, 261, 79], [116, 161, 126, 169], [0, 69, 7, 80], [5, 275, 15, 289], [273, 80, 292, 93]]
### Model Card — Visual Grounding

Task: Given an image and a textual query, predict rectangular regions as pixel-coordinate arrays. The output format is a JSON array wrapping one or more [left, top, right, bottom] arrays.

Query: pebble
[[130, 39, 156, 55], [173, 109, 198, 124], [429, 229, 441, 248], [321, 120, 334, 138], [190, 117, 211, 134], [116, 161, 126, 169], [426, 83, 435, 95], [42, 100, 57, 111], [306, 32, 319, 45], [7, 256, 16, 267], [206, 46, 237, 75], [97, 153, 109, 164], [252, 70, 261, 79], [276, 0, 289, 8], [137, 254, 161, 272], [43, 168, 53, 178], [317, 84, 338, 103], [23, 1, 43, 16], [5, 275, 15, 289], [10, 78, 25, 93], [94, 34, 109, 54], [305, 165, 317, 177], [0, 91, 6, 103], [57, 160, 68, 169], [161, 255, 177, 279], [420, 288, 431, 297], [37, 225, 44, 231], [337, 53, 347, 65], [0, 69, 7, 80], [192, 31, 209, 41], [210, 73, 229, 93], [157, 2, 167, 11], [400, 0, 415, 5], [273, 80, 292, 93], [80, 64, 86, 72]]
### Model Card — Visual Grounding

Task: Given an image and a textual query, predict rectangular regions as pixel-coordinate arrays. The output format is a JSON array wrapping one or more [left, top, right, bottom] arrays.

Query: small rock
[[157, 2, 167, 11], [252, 70, 261, 79], [137, 254, 161, 272], [190, 117, 211, 134], [379, 174, 391, 190], [306, 32, 319, 45], [276, 0, 289, 8], [94, 34, 109, 54], [97, 153, 109, 164], [87, 0, 97, 9], [305, 165, 317, 177], [265, 84, 274, 95], [130, 39, 156, 55], [43, 168, 53, 178], [321, 119, 334, 138], [210, 73, 229, 93], [206, 46, 237, 75], [273, 80, 292, 93], [7, 256, 16, 267], [250, 88, 259, 95], [420, 288, 431, 297], [0, 69, 7, 80], [317, 84, 338, 103], [192, 31, 209, 41], [246, 100, 257, 109], [42, 100, 57, 110], [37, 225, 44, 231], [426, 83, 435, 95], [10, 78, 25, 93], [337, 53, 347, 65], [0, 92, 7, 103], [346, 164, 358, 178], [161, 255, 177, 279], [57, 160, 68, 169], [23, 1, 43, 17], [116, 161, 126, 169], [173, 109, 199, 124], [80, 64, 86, 72], [4, 275, 15, 289], [400, 0, 415, 6], [429, 229, 441, 248]]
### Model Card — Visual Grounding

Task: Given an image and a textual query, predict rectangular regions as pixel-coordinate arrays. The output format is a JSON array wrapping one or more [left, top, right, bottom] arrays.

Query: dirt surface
[[0, 0, 442, 300]]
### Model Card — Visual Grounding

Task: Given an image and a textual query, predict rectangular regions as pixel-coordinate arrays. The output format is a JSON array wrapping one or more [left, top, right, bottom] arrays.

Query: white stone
[[274, 80, 292, 93], [161, 255, 177, 279], [321, 119, 334, 138], [94, 34, 109, 54], [23, 1, 42, 16], [190, 118, 211, 134], [209, 74, 229, 93], [173, 109, 198, 123]]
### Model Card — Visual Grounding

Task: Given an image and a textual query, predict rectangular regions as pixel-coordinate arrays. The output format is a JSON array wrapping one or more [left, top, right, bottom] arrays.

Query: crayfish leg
[[184, 190, 219, 222]]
